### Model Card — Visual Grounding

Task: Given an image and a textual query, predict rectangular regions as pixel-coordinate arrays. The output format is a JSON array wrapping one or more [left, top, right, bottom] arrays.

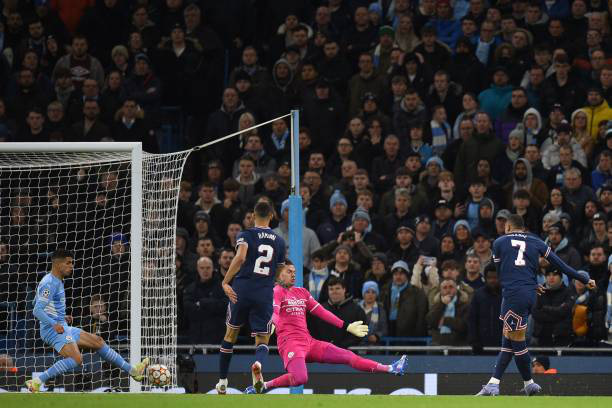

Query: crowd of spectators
[[1, 0, 612, 351]]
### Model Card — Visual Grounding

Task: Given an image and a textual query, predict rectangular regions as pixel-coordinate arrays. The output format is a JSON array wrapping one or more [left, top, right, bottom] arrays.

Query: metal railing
[[176, 343, 612, 356]]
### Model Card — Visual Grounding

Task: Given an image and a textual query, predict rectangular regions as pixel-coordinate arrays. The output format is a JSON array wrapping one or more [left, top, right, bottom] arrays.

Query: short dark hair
[[254, 200, 273, 219], [326, 276, 346, 289], [506, 214, 525, 230], [51, 248, 74, 261]]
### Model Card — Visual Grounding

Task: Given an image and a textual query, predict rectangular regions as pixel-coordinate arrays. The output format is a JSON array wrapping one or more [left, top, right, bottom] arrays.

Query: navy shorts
[[500, 291, 536, 332], [226, 293, 273, 336]]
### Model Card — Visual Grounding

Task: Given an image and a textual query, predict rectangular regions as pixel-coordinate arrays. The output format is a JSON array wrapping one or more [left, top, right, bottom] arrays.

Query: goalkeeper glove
[[346, 321, 368, 337]]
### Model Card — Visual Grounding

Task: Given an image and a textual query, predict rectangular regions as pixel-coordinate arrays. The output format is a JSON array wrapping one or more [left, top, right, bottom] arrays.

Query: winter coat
[[467, 285, 503, 348], [380, 283, 429, 336], [453, 130, 504, 189], [426, 297, 469, 345], [478, 84, 512, 121], [183, 276, 228, 344], [502, 158, 549, 210], [347, 72, 388, 117], [273, 222, 320, 269], [308, 296, 367, 349], [532, 283, 574, 345], [583, 100, 612, 139]]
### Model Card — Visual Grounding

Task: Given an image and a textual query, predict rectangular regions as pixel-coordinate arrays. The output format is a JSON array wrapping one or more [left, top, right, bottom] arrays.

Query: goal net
[[0, 143, 189, 392]]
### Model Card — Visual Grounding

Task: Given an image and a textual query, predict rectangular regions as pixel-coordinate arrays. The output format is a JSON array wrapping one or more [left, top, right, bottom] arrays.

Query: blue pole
[[288, 109, 303, 394]]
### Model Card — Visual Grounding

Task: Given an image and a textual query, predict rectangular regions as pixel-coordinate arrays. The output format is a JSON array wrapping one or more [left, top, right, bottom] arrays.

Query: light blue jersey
[[33, 273, 66, 328], [33, 273, 81, 353]]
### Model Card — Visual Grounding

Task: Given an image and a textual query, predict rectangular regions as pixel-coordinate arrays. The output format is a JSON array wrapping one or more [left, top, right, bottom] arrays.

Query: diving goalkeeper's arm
[[306, 296, 368, 337]]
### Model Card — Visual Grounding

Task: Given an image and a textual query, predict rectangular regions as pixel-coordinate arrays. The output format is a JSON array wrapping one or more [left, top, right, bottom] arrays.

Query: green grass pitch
[[2, 394, 612, 408]]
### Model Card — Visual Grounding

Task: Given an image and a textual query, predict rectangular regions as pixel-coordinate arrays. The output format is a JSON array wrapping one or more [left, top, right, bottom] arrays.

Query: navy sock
[[493, 336, 514, 380], [219, 340, 234, 380], [255, 344, 269, 366], [511, 339, 532, 381]]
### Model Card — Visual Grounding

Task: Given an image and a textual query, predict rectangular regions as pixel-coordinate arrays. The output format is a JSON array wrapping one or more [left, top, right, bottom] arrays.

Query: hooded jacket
[[502, 158, 549, 210], [583, 99, 612, 139]]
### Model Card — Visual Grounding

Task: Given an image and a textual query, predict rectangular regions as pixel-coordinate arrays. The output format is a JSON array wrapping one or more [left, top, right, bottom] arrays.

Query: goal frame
[[0, 142, 143, 392]]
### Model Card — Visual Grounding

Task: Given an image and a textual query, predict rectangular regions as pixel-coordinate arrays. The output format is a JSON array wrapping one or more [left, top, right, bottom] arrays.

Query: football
[[148, 364, 171, 387]]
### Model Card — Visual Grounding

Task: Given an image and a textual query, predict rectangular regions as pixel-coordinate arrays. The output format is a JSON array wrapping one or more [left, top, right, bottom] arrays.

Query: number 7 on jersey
[[511, 239, 526, 266]]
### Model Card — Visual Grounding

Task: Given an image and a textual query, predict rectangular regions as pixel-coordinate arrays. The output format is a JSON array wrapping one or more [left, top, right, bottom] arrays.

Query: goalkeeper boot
[[251, 361, 265, 393], [390, 355, 408, 376], [523, 382, 542, 396], [216, 378, 228, 395], [475, 383, 499, 396], [25, 377, 43, 393], [130, 357, 150, 382]]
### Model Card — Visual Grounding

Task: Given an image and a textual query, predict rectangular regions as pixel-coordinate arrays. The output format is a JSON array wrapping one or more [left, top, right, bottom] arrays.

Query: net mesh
[[0, 149, 189, 391]]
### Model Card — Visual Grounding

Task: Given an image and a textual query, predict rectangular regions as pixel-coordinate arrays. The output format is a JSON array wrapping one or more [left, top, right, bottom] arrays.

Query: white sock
[[524, 379, 534, 387], [488, 377, 500, 385]]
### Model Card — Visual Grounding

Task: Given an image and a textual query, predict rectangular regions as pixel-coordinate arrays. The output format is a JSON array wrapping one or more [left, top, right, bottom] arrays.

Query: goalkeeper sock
[[491, 336, 513, 382], [255, 344, 269, 367], [39, 357, 80, 383], [511, 339, 532, 381], [97, 344, 132, 374], [219, 340, 234, 380]]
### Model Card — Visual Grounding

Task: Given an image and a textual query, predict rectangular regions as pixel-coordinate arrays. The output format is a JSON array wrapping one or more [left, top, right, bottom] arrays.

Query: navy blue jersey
[[493, 232, 589, 297], [233, 227, 286, 292]]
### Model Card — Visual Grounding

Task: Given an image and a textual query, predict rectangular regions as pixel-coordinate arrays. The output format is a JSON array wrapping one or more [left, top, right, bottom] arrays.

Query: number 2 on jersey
[[254, 244, 274, 275], [511, 239, 526, 266]]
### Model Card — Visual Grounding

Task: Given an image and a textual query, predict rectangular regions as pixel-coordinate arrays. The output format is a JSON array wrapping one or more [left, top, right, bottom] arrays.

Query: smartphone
[[423, 256, 437, 266]]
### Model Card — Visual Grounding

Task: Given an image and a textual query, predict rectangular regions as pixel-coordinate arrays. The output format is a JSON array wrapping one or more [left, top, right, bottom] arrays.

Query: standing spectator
[[308, 253, 330, 302], [112, 98, 158, 153], [70, 99, 111, 142], [463, 253, 484, 290], [52, 35, 104, 90], [545, 222, 582, 270], [386, 223, 420, 267], [503, 158, 549, 210], [302, 78, 346, 153], [308, 277, 367, 349], [468, 264, 503, 352], [130, 5, 161, 51], [274, 199, 321, 269], [380, 260, 429, 337], [317, 190, 351, 245], [495, 87, 530, 144], [591, 151, 612, 191], [318, 244, 364, 303], [76, 295, 117, 342], [410, 255, 441, 295], [183, 256, 227, 344], [478, 67, 512, 121], [347, 52, 387, 117], [124, 54, 162, 122], [532, 269, 574, 346], [570, 275, 607, 346], [453, 111, 504, 191], [358, 281, 389, 345], [77, 0, 128, 67], [414, 26, 452, 73], [583, 87, 612, 139], [427, 278, 469, 345], [540, 54, 586, 117], [562, 168, 597, 221], [341, 7, 378, 68]]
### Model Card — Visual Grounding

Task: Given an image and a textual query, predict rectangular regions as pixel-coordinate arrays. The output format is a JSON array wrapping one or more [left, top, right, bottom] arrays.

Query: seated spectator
[[217, 248, 234, 278], [308, 277, 367, 349], [176, 227, 197, 276], [378, 167, 426, 218], [432, 199, 455, 239], [532, 269, 574, 346], [468, 264, 502, 352], [581, 212, 609, 255], [494, 87, 530, 144], [316, 190, 351, 245], [371, 135, 403, 194], [386, 223, 419, 267], [381, 188, 416, 239], [308, 253, 330, 301], [463, 253, 484, 290], [414, 25, 452, 73], [570, 274, 607, 346], [426, 278, 469, 345], [17, 108, 49, 143], [380, 260, 428, 337], [545, 222, 582, 270], [493, 130, 524, 186], [76, 294, 118, 342], [512, 189, 542, 235], [235, 156, 259, 205], [183, 256, 227, 344], [541, 122, 588, 171], [404, 123, 433, 165], [232, 134, 277, 178], [358, 281, 389, 345], [532, 356, 558, 374], [52, 35, 105, 90], [347, 52, 386, 117], [393, 88, 428, 140], [561, 168, 597, 222], [112, 98, 158, 153], [364, 252, 390, 288]]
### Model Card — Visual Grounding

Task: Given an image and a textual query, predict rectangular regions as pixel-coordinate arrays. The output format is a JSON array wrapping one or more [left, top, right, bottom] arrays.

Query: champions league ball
[[148, 364, 171, 387]]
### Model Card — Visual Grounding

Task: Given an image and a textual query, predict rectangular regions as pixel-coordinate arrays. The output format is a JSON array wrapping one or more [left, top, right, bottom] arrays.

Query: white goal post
[[0, 142, 189, 392]]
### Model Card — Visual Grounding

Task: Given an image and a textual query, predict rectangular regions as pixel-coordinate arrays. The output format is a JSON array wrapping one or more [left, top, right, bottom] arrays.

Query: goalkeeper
[[245, 262, 408, 394], [26, 249, 149, 393]]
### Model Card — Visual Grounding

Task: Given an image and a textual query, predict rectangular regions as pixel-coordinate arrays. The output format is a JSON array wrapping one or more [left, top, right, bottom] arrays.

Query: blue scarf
[[359, 300, 379, 335], [308, 267, 329, 301], [271, 130, 289, 151], [440, 296, 457, 334], [389, 282, 408, 321]]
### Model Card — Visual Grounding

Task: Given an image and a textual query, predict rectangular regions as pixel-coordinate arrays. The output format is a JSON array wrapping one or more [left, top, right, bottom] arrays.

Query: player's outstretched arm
[[306, 296, 368, 337], [545, 248, 591, 286]]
